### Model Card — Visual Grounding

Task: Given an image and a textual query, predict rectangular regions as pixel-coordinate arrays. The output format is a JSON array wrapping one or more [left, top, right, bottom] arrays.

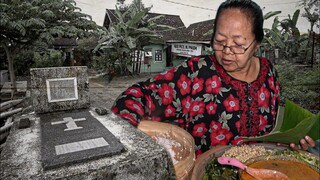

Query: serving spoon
[[217, 157, 290, 180]]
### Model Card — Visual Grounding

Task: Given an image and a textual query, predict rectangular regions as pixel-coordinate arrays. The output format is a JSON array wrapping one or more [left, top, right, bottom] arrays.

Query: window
[[155, 50, 162, 62]]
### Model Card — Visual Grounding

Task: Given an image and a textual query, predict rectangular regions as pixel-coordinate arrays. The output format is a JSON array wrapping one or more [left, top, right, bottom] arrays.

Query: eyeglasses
[[212, 39, 256, 54]]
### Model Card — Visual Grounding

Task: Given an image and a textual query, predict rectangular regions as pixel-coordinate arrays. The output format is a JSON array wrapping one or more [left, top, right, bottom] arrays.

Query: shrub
[[32, 49, 62, 68], [275, 63, 320, 112], [14, 50, 34, 76]]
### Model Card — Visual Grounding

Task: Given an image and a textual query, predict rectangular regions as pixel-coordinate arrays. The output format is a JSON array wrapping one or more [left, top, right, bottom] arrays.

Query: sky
[[75, 0, 313, 33]]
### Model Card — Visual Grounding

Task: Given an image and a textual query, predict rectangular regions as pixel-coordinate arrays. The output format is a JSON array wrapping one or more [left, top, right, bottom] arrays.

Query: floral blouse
[[111, 55, 280, 156]]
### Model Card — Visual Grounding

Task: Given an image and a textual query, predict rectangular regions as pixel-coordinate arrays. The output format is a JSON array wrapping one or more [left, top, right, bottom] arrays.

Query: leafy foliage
[[299, 0, 320, 31], [32, 50, 63, 68], [74, 35, 100, 67], [0, 0, 99, 46], [0, 0, 101, 89], [13, 50, 34, 76], [243, 100, 319, 144], [262, 10, 312, 61], [94, 0, 175, 76]]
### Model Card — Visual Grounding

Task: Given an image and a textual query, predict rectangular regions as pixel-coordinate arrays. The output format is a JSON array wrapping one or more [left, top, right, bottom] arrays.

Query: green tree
[[94, 0, 174, 75], [0, 0, 100, 91], [299, 0, 319, 67], [262, 10, 311, 63]]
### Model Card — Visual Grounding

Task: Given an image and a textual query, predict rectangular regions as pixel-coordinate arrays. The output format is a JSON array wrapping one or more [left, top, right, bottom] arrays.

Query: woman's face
[[213, 8, 260, 73]]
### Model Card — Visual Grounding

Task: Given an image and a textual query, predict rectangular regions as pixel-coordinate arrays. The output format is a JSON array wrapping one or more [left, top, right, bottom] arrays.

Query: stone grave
[[29, 66, 126, 170], [0, 66, 176, 179], [30, 66, 90, 113], [0, 111, 176, 179], [40, 109, 124, 170]]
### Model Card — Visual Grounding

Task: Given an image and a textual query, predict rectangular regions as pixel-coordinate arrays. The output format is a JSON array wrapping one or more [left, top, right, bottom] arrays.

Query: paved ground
[[89, 73, 154, 110]]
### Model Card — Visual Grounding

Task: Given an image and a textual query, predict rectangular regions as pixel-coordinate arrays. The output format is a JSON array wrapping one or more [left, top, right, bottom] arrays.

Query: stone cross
[[51, 117, 86, 131]]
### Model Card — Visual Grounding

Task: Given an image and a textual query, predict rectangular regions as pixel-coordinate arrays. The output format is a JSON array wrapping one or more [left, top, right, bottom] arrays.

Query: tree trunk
[[137, 50, 141, 74], [132, 50, 136, 73], [310, 31, 315, 68], [2, 44, 17, 91]]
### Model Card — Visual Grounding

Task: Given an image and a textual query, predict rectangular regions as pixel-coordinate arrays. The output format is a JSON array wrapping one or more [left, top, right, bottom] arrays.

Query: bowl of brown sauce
[[240, 155, 320, 180]]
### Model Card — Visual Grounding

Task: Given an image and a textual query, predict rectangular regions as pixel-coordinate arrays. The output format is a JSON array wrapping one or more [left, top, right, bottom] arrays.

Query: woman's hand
[[289, 136, 316, 151]]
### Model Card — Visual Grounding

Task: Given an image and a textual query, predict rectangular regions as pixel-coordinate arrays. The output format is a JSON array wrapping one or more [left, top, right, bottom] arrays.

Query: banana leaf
[[243, 99, 320, 144]]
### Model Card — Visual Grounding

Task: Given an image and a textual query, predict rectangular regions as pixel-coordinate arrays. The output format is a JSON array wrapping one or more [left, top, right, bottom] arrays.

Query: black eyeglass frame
[[212, 39, 256, 54]]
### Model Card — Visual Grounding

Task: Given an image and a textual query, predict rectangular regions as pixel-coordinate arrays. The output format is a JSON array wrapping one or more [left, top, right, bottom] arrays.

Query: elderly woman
[[111, 0, 315, 156]]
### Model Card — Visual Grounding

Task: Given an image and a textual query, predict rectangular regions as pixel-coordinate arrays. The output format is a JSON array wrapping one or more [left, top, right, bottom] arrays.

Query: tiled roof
[[146, 12, 187, 42], [104, 9, 214, 43], [186, 19, 214, 42]]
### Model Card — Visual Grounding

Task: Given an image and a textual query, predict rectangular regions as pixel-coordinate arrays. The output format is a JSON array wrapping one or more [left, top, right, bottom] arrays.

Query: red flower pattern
[[205, 75, 222, 94], [158, 83, 174, 105], [258, 85, 270, 109], [112, 56, 280, 155], [124, 99, 144, 116], [181, 96, 192, 114], [145, 95, 155, 115], [210, 121, 221, 131], [231, 137, 244, 145], [192, 77, 204, 95], [165, 105, 176, 117], [177, 118, 185, 128], [235, 121, 241, 132], [223, 94, 240, 112], [188, 56, 202, 72], [124, 87, 144, 97], [111, 106, 118, 114], [268, 76, 275, 90], [210, 128, 233, 146], [177, 74, 191, 95], [119, 112, 137, 126], [258, 115, 268, 131], [274, 81, 280, 95], [192, 122, 208, 137], [206, 101, 218, 115], [149, 83, 156, 90], [190, 100, 205, 117], [154, 68, 175, 80]]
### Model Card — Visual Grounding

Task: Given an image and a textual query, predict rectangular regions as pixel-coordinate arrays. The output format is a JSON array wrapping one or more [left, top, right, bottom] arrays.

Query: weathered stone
[[18, 118, 30, 129], [95, 107, 109, 115], [0, 109, 176, 180], [30, 66, 90, 113]]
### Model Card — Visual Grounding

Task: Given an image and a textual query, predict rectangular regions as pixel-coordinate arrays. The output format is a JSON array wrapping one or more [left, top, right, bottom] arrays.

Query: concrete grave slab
[[30, 66, 89, 113], [0, 110, 175, 180], [40, 109, 124, 170]]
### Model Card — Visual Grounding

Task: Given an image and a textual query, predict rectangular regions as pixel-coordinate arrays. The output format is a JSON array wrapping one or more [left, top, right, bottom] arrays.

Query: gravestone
[[4, 66, 177, 179], [30, 66, 89, 113], [30, 66, 123, 170], [0, 111, 176, 180], [40, 109, 124, 170]]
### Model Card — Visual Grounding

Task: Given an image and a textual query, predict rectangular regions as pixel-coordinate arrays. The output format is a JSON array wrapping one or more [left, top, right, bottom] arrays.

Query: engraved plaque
[[30, 66, 89, 113], [40, 110, 124, 170], [46, 77, 78, 102]]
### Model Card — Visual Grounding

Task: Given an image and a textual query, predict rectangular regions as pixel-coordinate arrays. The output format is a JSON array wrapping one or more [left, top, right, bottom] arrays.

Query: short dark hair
[[211, 0, 264, 45]]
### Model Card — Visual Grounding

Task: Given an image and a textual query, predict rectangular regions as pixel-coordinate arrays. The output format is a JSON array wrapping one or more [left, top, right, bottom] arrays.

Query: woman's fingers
[[289, 143, 300, 150], [305, 136, 316, 147], [289, 136, 316, 151]]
